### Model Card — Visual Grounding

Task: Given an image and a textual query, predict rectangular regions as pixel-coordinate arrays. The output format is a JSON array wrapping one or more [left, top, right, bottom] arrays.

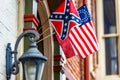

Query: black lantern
[[19, 42, 47, 80], [6, 30, 47, 80]]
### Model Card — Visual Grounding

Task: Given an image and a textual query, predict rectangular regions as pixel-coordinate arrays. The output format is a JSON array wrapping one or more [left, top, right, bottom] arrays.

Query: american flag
[[65, 55, 81, 80], [62, 55, 81, 80], [49, 0, 81, 40], [68, 5, 99, 58]]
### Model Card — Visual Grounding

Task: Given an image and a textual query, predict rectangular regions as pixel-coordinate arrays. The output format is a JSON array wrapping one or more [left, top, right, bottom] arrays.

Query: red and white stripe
[[65, 56, 81, 80], [68, 21, 98, 58]]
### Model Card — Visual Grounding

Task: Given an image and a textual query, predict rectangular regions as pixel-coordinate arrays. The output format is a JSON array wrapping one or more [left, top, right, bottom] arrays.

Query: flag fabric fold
[[62, 55, 81, 80], [56, 34, 75, 58]]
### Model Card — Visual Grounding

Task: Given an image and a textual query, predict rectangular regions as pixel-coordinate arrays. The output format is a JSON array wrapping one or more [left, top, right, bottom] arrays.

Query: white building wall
[[0, 0, 18, 80]]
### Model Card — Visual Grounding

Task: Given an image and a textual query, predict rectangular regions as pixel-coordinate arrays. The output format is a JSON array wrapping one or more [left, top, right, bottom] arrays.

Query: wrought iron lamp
[[6, 30, 47, 80]]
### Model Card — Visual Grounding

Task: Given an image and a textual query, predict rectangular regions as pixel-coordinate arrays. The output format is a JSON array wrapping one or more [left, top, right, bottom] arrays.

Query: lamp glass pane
[[37, 63, 44, 80], [24, 60, 36, 80]]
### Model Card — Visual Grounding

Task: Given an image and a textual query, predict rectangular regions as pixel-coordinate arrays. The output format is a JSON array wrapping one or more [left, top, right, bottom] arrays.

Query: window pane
[[105, 38, 118, 75], [103, 0, 116, 34]]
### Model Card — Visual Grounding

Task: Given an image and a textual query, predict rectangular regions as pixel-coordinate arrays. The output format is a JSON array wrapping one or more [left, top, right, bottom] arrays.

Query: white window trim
[[96, 0, 120, 80]]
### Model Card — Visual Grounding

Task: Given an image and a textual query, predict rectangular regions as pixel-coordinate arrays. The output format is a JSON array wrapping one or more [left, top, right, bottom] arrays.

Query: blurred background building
[[0, 0, 120, 80]]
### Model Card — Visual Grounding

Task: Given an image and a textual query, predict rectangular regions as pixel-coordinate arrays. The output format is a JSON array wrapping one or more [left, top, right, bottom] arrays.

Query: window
[[96, 0, 120, 80], [103, 0, 119, 75], [105, 38, 118, 75]]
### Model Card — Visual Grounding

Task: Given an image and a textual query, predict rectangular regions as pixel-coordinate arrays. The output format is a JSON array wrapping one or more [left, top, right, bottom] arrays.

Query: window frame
[[96, 0, 120, 80]]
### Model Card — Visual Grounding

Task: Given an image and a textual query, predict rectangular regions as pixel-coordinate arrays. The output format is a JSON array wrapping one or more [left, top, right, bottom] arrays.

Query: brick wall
[[0, 0, 18, 80]]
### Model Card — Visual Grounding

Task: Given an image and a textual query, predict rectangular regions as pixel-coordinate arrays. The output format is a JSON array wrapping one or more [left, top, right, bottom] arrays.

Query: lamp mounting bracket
[[6, 30, 40, 80]]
